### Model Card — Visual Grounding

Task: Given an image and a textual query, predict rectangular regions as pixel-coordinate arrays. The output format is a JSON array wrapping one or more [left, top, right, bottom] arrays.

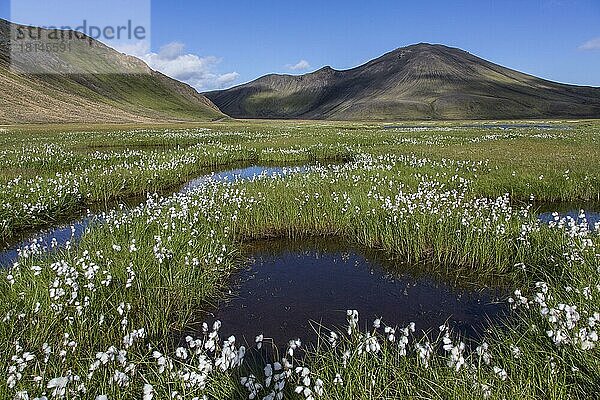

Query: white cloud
[[113, 41, 150, 57], [288, 59, 311, 71], [117, 41, 239, 91], [579, 37, 600, 51], [216, 72, 240, 85], [157, 42, 186, 60]]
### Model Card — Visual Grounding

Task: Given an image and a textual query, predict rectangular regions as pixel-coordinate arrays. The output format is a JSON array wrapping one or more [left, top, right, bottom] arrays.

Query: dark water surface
[[207, 238, 505, 349]]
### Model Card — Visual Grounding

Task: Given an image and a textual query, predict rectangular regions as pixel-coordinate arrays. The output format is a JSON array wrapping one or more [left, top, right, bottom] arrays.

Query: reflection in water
[[0, 164, 304, 267], [0, 194, 145, 267], [207, 238, 505, 349], [0, 216, 91, 266], [181, 165, 305, 192], [536, 202, 600, 230]]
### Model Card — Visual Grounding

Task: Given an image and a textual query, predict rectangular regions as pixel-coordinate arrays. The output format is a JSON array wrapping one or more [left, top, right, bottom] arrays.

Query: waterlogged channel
[[3, 159, 598, 371], [3, 159, 598, 268], [207, 238, 506, 348], [0, 163, 308, 266], [536, 202, 600, 230]]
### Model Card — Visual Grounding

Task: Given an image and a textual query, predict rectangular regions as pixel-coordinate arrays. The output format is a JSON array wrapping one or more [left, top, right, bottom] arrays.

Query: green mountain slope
[[205, 43, 600, 120], [0, 19, 224, 124]]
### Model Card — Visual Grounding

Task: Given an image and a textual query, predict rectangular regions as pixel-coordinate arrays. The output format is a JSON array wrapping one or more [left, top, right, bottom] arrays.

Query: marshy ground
[[1, 120, 599, 399]]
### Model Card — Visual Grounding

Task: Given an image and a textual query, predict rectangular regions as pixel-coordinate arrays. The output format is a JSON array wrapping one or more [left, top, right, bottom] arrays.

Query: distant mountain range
[[0, 19, 223, 124], [1, 17, 599, 124], [205, 43, 600, 120]]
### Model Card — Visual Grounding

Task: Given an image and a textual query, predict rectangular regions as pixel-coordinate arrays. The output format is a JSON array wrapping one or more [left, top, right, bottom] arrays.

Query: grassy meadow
[[1, 120, 599, 399]]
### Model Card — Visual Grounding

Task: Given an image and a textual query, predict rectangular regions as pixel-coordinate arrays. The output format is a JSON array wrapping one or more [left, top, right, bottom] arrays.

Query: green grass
[[0, 120, 599, 399]]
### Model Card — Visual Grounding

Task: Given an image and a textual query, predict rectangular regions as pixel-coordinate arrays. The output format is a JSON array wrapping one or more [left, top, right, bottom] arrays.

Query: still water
[[208, 238, 505, 348], [0, 164, 305, 266]]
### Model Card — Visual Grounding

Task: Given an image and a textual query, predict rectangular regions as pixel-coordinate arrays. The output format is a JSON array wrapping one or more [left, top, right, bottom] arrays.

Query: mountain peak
[[388, 43, 466, 57], [403, 42, 438, 49], [205, 43, 600, 120], [313, 65, 336, 74]]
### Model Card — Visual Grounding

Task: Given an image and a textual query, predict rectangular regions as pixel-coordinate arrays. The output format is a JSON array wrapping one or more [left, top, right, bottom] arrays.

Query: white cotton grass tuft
[[1, 137, 599, 398]]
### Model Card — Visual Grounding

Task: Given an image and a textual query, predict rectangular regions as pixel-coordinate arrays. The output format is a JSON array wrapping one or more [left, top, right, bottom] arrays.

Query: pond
[[0, 163, 307, 267], [206, 238, 505, 349]]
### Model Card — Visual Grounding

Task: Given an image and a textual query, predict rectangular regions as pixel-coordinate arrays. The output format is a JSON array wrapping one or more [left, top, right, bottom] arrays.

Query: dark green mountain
[[0, 19, 224, 124], [205, 43, 600, 120]]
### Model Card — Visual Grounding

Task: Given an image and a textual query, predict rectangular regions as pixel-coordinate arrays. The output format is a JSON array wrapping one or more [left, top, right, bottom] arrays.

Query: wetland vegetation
[[1, 120, 599, 399]]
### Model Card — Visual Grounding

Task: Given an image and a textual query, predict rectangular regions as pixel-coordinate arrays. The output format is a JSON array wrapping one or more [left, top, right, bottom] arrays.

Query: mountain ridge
[[205, 43, 600, 120], [0, 18, 224, 124]]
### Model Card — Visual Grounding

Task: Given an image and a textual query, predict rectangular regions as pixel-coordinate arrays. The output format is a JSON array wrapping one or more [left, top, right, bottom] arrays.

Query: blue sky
[[2, 0, 600, 90]]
